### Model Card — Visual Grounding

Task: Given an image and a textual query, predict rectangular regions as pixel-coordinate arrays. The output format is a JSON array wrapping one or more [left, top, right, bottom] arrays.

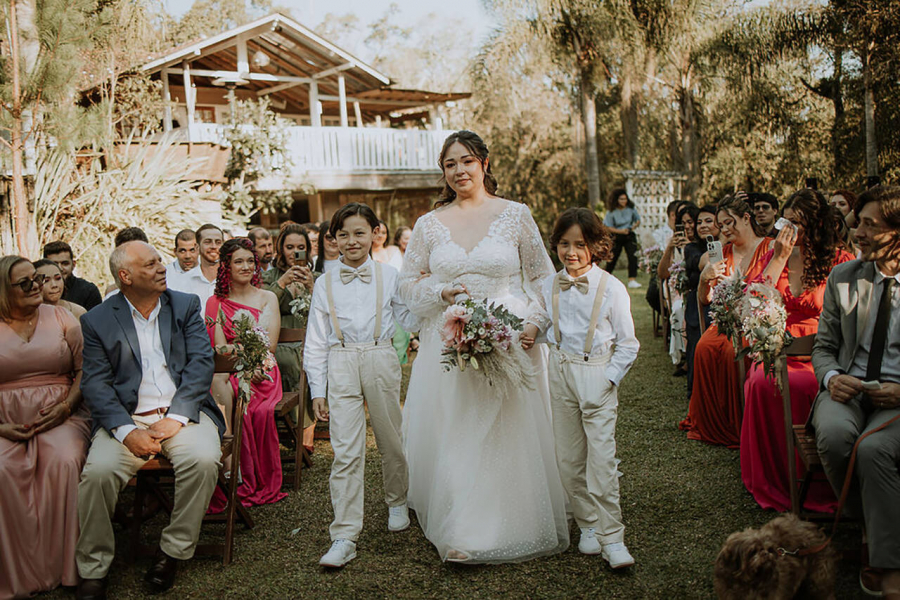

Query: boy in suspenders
[[303, 203, 420, 568], [542, 208, 640, 568]]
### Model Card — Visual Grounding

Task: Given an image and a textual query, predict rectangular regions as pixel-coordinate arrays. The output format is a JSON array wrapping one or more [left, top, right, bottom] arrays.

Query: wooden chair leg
[[130, 475, 146, 562], [798, 470, 814, 514]]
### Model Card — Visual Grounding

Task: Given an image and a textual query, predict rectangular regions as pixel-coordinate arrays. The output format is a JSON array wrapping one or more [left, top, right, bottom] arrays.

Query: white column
[[429, 105, 442, 130], [236, 37, 249, 74], [182, 61, 195, 142], [309, 80, 321, 127], [353, 101, 363, 128], [338, 75, 348, 128], [161, 67, 173, 131]]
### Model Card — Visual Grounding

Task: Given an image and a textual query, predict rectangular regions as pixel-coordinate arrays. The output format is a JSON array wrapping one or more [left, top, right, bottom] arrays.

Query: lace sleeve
[[399, 215, 447, 319], [516, 203, 554, 331]]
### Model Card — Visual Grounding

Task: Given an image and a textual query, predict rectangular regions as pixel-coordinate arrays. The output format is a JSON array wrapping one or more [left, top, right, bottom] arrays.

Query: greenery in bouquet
[[638, 245, 663, 278], [288, 289, 312, 329], [439, 298, 534, 397], [669, 259, 689, 293], [737, 281, 792, 387], [708, 269, 745, 347], [221, 309, 276, 407]]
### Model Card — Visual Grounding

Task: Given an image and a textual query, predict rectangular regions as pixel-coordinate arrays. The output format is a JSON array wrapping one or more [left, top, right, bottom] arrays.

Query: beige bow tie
[[559, 274, 590, 294], [340, 264, 372, 285]]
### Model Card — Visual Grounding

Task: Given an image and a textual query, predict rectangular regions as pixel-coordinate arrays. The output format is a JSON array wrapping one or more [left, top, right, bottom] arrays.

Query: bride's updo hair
[[435, 130, 499, 208]]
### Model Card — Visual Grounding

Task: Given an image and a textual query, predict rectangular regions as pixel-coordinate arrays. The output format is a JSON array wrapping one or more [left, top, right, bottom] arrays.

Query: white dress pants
[[326, 342, 408, 541], [548, 348, 625, 544]]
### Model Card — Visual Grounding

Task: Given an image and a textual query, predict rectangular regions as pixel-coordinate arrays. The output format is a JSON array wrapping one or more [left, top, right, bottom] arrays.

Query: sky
[[166, 0, 498, 49]]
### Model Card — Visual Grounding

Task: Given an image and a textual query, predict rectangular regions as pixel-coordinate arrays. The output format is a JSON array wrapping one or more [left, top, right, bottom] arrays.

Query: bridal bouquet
[[669, 259, 689, 293], [738, 281, 792, 388], [439, 298, 534, 396], [708, 269, 745, 349], [227, 310, 276, 406]]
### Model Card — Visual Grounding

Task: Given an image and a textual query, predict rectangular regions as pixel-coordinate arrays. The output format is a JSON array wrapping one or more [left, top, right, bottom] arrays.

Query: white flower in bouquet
[[709, 269, 745, 346], [738, 280, 792, 387]]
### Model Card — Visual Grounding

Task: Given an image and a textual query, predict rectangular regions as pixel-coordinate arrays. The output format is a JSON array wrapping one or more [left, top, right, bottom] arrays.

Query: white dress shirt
[[167, 264, 216, 314], [303, 258, 420, 398], [165, 260, 187, 279], [322, 258, 341, 273], [541, 266, 640, 386], [113, 298, 189, 443], [824, 269, 900, 389]]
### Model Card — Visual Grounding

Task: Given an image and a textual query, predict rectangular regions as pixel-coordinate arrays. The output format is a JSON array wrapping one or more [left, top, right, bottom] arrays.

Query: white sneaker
[[601, 542, 635, 568], [627, 280, 642, 289], [388, 504, 410, 532], [578, 527, 602, 555], [319, 539, 357, 567]]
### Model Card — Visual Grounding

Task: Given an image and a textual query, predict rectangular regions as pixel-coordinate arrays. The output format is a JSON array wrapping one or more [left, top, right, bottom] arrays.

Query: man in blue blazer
[[75, 241, 225, 600]]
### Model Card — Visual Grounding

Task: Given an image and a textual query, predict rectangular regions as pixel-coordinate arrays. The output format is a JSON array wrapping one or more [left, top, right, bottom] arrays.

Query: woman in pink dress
[[741, 189, 854, 512], [205, 238, 287, 510], [0, 256, 91, 599]]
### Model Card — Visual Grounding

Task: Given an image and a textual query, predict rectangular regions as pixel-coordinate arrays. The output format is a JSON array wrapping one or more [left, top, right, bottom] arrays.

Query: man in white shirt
[[248, 227, 275, 272], [168, 224, 222, 312], [165, 229, 198, 279], [76, 241, 225, 599], [812, 186, 900, 598]]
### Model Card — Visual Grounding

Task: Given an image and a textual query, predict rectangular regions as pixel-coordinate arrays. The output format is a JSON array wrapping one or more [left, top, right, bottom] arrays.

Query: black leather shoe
[[76, 577, 108, 600], [144, 550, 180, 594]]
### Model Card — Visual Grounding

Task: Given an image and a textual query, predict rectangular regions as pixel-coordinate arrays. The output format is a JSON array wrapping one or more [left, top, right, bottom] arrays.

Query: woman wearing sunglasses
[[0, 256, 91, 599]]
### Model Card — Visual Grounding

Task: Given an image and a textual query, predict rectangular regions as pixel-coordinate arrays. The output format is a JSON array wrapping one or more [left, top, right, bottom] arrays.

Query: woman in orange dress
[[741, 189, 854, 511], [679, 194, 772, 448]]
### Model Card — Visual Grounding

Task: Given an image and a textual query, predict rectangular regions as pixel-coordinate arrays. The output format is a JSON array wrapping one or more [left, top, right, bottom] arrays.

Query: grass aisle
[[50, 270, 865, 599]]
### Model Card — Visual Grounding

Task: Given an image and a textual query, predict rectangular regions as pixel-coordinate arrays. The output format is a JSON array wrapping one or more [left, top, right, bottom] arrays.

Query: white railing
[[186, 124, 451, 174]]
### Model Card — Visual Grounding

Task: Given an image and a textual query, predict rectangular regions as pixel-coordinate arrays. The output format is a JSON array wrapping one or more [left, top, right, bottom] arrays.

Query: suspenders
[[551, 270, 610, 361], [324, 262, 384, 347]]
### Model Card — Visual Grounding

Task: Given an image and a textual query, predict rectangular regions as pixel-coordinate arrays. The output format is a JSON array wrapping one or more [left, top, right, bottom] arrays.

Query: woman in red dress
[[679, 194, 772, 447], [206, 238, 287, 510], [741, 189, 854, 512]]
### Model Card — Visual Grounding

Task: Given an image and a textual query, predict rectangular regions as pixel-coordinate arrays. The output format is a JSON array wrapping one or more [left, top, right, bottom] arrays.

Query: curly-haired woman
[[205, 238, 287, 509], [740, 189, 854, 512]]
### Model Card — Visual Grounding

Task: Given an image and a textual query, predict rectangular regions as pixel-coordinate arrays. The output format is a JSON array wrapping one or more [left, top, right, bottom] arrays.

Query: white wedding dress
[[399, 200, 570, 563]]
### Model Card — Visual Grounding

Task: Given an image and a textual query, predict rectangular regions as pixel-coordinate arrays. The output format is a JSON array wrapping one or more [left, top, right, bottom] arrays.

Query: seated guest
[[313, 219, 341, 274], [34, 258, 87, 318], [166, 229, 198, 279], [394, 226, 412, 256], [679, 194, 772, 448], [261, 222, 317, 452], [206, 238, 287, 510], [750, 192, 779, 237], [105, 228, 151, 297], [0, 256, 91, 600], [659, 204, 703, 391], [652, 200, 683, 248], [304, 223, 320, 261], [43, 241, 102, 311], [812, 185, 900, 598], [372, 221, 403, 270], [831, 188, 859, 230], [168, 223, 223, 312], [741, 189, 854, 512], [684, 205, 720, 397], [248, 227, 275, 272], [75, 241, 224, 599]]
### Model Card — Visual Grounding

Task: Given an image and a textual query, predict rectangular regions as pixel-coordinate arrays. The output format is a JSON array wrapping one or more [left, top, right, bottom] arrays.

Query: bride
[[399, 130, 569, 563]]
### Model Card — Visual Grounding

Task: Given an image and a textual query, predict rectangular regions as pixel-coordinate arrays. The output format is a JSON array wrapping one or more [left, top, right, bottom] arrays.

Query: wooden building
[[137, 12, 469, 228]]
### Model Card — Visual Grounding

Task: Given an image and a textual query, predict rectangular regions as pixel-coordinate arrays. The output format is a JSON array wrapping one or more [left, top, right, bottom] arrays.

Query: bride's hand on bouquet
[[312, 397, 329, 421], [520, 324, 538, 350], [441, 283, 468, 304]]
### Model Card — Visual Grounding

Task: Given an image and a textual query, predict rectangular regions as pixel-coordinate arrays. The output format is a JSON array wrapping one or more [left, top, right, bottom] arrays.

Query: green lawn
[[48, 269, 866, 599]]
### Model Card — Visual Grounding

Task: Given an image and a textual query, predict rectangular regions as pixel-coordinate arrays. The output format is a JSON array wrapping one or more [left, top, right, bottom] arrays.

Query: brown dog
[[714, 514, 838, 599]]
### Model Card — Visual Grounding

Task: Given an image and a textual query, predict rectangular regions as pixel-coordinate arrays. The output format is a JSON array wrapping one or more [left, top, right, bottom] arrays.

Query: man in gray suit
[[75, 241, 225, 600], [812, 186, 900, 598]]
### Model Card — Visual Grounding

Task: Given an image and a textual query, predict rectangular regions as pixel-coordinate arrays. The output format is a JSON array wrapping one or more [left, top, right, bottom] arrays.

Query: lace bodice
[[399, 201, 553, 331]]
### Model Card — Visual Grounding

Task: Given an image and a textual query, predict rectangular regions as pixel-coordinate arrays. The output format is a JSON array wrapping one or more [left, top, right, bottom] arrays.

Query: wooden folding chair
[[274, 327, 313, 490], [777, 334, 827, 517], [130, 354, 254, 566]]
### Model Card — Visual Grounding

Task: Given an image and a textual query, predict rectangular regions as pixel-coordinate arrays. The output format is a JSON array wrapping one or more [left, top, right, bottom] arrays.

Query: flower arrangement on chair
[[709, 269, 746, 356], [737, 280, 792, 390]]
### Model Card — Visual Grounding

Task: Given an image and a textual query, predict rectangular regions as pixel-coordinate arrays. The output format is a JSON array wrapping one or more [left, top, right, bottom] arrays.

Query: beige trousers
[[76, 412, 221, 579], [327, 342, 408, 541], [548, 348, 625, 544]]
